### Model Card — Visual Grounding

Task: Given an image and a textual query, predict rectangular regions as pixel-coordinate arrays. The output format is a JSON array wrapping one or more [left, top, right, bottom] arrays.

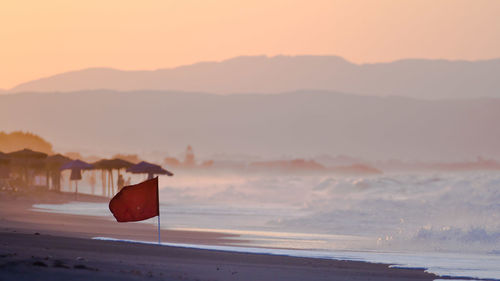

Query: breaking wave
[[36, 171, 500, 254]]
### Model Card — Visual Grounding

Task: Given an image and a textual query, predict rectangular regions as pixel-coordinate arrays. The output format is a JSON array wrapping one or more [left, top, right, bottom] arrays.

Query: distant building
[[184, 145, 195, 167], [164, 145, 214, 169]]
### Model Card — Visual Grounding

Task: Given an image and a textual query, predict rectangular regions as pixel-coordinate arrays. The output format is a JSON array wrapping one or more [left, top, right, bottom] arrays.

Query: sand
[[0, 190, 442, 280]]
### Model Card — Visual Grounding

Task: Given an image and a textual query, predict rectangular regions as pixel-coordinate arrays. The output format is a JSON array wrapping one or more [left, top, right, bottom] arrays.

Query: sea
[[33, 170, 500, 280]]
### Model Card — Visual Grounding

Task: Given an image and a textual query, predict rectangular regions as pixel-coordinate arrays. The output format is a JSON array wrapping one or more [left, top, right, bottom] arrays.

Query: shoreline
[[0, 231, 442, 281], [0, 190, 457, 280], [0, 190, 245, 246]]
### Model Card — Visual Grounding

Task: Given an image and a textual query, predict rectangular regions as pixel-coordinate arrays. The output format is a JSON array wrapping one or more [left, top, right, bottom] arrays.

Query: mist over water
[[34, 170, 500, 279], [40, 170, 500, 255], [156, 171, 500, 254]]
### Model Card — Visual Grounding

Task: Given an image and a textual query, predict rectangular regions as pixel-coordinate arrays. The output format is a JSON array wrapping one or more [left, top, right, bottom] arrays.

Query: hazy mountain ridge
[[1, 90, 499, 161], [9, 55, 500, 99]]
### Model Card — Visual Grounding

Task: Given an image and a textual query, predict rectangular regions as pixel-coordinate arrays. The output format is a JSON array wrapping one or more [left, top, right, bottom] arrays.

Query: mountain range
[[9, 55, 500, 99], [1, 90, 499, 161]]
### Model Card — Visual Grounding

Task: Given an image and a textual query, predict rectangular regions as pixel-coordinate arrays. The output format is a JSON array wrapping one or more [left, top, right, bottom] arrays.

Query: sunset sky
[[1, 0, 499, 89]]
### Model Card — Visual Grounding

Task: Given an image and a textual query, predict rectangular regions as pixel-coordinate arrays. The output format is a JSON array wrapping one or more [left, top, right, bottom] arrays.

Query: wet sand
[[0, 190, 442, 280], [0, 190, 243, 245]]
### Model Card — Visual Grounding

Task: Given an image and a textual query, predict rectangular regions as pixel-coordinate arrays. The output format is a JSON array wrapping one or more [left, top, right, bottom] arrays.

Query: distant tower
[[184, 145, 195, 167]]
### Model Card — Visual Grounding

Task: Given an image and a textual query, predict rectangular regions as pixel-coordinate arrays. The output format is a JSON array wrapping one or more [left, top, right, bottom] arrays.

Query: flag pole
[[158, 212, 161, 245], [157, 176, 161, 245]]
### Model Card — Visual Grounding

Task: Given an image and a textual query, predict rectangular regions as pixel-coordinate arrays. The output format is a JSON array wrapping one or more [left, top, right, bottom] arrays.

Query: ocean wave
[[36, 171, 500, 254], [414, 226, 500, 244]]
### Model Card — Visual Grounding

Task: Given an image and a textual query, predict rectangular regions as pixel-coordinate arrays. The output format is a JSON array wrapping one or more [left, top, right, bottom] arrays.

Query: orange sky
[[1, 0, 499, 89]]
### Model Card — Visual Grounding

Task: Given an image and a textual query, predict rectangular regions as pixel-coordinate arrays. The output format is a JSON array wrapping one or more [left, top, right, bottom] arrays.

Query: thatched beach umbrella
[[126, 161, 173, 180], [92, 158, 134, 197], [45, 154, 72, 191], [0, 152, 10, 180], [0, 152, 9, 167], [7, 148, 47, 160], [46, 154, 72, 167], [0, 152, 9, 164], [7, 148, 48, 187], [60, 159, 93, 197]]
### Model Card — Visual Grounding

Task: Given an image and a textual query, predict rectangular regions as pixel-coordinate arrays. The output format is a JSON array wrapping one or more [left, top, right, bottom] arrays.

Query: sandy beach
[[0, 190, 442, 280]]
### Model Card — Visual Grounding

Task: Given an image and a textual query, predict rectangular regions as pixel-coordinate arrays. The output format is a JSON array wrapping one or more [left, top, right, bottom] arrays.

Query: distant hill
[[9, 55, 500, 99], [0, 131, 53, 154], [1, 90, 499, 161]]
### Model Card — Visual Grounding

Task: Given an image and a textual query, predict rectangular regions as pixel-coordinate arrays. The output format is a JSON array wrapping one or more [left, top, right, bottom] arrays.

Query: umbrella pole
[[91, 171, 95, 195], [109, 171, 112, 197], [101, 170, 106, 197], [111, 170, 115, 196], [106, 170, 108, 197], [57, 171, 61, 192], [107, 171, 110, 197], [108, 171, 110, 196], [46, 170, 50, 189]]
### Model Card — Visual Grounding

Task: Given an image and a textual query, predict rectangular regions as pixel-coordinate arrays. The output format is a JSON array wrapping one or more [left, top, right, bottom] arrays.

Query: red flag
[[109, 177, 159, 222]]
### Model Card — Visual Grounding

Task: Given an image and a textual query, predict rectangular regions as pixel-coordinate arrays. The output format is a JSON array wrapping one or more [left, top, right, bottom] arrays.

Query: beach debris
[[75, 256, 86, 261], [53, 260, 70, 269], [130, 269, 142, 275], [33, 261, 48, 267], [74, 264, 98, 271], [0, 253, 16, 258]]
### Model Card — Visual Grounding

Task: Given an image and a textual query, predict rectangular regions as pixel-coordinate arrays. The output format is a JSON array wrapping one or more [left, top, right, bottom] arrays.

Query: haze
[[2, 2, 500, 280], [2, 0, 500, 89]]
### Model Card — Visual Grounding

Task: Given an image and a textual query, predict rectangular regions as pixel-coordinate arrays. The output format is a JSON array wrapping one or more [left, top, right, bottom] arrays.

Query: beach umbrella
[[7, 148, 48, 160], [92, 158, 134, 197], [7, 148, 48, 186], [7, 148, 48, 169], [45, 154, 72, 191], [60, 159, 93, 197], [0, 152, 10, 179], [60, 159, 93, 170], [0, 152, 10, 164], [46, 154, 72, 166], [93, 158, 134, 170], [126, 161, 173, 179]]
